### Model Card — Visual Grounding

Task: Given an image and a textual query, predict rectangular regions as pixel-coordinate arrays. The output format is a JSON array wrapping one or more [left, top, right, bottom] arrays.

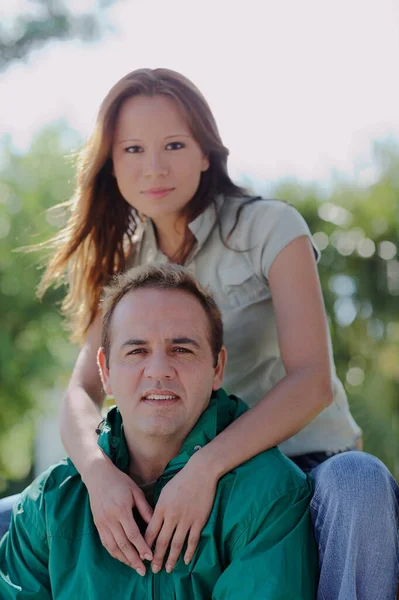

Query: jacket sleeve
[[212, 484, 318, 600], [0, 491, 51, 599]]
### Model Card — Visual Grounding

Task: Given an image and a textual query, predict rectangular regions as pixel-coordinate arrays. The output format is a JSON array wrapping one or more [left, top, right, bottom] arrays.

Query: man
[[0, 264, 317, 599]]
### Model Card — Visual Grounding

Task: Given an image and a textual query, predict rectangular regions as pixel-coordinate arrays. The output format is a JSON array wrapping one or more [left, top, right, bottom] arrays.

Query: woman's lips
[[142, 188, 174, 199]]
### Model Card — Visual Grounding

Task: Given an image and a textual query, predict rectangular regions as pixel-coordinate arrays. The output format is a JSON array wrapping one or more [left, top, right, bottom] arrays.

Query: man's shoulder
[[18, 458, 89, 536], [214, 446, 312, 546], [23, 457, 79, 497], [229, 446, 311, 501], [214, 391, 311, 500]]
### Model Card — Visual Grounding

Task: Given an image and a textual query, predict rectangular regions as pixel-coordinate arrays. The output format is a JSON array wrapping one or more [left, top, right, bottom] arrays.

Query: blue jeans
[[1, 452, 398, 599], [306, 451, 399, 600], [0, 494, 20, 539]]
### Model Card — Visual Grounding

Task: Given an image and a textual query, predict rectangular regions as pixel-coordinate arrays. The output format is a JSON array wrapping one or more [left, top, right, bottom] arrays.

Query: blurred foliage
[[0, 0, 121, 72], [273, 140, 399, 478], [0, 124, 78, 493], [0, 123, 398, 498]]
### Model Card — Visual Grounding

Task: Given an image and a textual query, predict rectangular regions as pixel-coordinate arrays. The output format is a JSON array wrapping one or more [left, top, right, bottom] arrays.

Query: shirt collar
[[187, 194, 224, 248], [97, 387, 247, 475], [141, 194, 225, 256]]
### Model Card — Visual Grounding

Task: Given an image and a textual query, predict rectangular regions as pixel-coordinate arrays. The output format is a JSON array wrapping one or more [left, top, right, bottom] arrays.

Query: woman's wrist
[[80, 448, 112, 487], [188, 443, 226, 482]]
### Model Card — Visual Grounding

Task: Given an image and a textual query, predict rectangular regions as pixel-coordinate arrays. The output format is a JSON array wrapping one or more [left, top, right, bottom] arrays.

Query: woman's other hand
[[84, 455, 154, 575], [145, 454, 218, 574]]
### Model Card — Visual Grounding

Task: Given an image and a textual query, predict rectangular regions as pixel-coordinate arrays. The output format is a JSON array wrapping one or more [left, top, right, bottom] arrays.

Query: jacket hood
[[97, 388, 248, 475]]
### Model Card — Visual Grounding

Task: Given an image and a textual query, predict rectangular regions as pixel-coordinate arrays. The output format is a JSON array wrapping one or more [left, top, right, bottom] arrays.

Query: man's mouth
[[145, 394, 178, 400], [141, 391, 180, 406]]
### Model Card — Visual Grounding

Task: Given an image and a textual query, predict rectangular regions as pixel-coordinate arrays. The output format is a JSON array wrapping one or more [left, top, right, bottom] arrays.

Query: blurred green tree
[[0, 123, 79, 492], [0, 0, 121, 72], [273, 143, 399, 477]]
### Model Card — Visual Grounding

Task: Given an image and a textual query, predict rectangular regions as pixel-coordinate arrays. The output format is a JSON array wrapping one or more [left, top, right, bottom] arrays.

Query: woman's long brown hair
[[37, 68, 247, 342]]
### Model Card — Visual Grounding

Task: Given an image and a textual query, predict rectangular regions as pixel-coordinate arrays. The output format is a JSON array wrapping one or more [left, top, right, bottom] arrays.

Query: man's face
[[98, 288, 226, 441]]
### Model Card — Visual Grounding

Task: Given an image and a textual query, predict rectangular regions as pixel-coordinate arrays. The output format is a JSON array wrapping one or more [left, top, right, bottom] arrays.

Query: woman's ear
[[201, 155, 210, 172]]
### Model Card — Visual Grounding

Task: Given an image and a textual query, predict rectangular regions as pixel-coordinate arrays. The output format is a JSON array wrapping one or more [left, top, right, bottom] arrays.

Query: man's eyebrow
[[121, 339, 147, 348], [120, 337, 200, 349], [168, 337, 200, 348]]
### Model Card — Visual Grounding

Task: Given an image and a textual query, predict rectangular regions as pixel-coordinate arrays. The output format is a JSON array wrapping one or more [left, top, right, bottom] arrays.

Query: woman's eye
[[125, 145, 142, 154], [165, 141, 185, 151]]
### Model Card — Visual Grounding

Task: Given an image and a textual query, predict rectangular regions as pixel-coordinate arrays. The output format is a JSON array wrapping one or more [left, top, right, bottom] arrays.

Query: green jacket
[[0, 389, 318, 599]]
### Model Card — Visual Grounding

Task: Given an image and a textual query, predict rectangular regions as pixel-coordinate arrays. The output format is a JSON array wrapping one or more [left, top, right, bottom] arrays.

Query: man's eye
[[165, 141, 185, 151], [172, 347, 191, 354], [124, 145, 142, 154], [127, 348, 146, 356]]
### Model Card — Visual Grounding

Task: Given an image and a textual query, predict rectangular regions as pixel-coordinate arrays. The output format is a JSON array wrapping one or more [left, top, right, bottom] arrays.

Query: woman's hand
[[84, 456, 154, 575], [145, 456, 219, 574]]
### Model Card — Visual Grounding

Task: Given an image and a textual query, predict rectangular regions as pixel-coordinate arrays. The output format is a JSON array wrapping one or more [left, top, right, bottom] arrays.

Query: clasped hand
[[86, 455, 217, 576]]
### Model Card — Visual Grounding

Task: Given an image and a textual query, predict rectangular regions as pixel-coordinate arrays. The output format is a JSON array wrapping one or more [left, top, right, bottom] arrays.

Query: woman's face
[[111, 94, 209, 227]]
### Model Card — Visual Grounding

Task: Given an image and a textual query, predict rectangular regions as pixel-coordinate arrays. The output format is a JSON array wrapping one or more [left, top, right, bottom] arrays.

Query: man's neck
[[125, 435, 184, 484]]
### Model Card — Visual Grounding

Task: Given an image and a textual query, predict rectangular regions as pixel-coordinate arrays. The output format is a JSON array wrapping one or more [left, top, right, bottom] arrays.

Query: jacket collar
[[97, 388, 247, 476]]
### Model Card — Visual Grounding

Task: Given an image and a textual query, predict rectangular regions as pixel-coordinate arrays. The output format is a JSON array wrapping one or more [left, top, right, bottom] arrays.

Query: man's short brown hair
[[101, 264, 224, 368]]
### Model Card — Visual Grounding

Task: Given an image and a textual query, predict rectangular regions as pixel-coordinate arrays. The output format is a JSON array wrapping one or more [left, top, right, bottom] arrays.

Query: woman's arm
[[61, 313, 154, 574], [60, 313, 106, 476], [196, 234, 333, 477], [145, 235, 333, 571]]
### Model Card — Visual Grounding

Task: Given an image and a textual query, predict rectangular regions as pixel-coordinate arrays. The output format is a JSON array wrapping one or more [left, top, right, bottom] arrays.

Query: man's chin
[[136, 416, 182, 438]]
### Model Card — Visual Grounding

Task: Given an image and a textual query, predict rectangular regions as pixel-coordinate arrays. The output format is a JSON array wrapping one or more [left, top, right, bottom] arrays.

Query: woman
[[4, 68, 399, 599]]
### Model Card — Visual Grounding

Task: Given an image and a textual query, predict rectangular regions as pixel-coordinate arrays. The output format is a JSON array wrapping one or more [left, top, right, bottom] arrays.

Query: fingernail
[[166, 564, 172, 574], [184, 557, 191, 565], [152, 564, 160, 574], [143, 553, 153, 561], [136, 568, 146, 577]]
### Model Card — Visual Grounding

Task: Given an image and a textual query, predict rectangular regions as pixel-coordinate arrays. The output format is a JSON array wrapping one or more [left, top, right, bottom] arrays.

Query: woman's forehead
[[114, 94, 190, 139]]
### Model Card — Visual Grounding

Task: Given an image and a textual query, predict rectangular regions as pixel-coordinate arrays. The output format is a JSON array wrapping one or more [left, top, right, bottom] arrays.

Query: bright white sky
[[1, 0, 399, 188]]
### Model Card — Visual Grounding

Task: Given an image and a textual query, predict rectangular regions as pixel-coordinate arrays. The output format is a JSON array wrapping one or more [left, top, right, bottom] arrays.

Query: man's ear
[[97, 347, 113, 395], [212, 346, 227, 391]]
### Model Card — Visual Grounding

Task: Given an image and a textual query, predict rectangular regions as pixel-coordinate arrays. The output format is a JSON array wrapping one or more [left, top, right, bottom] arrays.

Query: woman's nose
[[143, 152, 169, 178]]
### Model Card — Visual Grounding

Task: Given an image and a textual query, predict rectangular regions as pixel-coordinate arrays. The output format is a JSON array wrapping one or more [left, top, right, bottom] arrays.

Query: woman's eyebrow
[[117, 134, 191, 145], [118, 138, 141, 144]]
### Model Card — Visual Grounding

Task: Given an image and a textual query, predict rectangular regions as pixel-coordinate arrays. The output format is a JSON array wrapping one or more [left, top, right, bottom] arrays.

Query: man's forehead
[[110, 287, 209, 339], [115, 320, 204, 346]]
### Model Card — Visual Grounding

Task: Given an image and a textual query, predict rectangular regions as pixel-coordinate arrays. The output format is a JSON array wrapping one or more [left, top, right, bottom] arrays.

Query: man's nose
[[144, 353, 175, 379], [143, 152, 169, 178]]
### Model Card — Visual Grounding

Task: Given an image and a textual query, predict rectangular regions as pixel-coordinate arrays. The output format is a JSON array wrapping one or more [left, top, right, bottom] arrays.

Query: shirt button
[[193, 445, 202, 452]]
